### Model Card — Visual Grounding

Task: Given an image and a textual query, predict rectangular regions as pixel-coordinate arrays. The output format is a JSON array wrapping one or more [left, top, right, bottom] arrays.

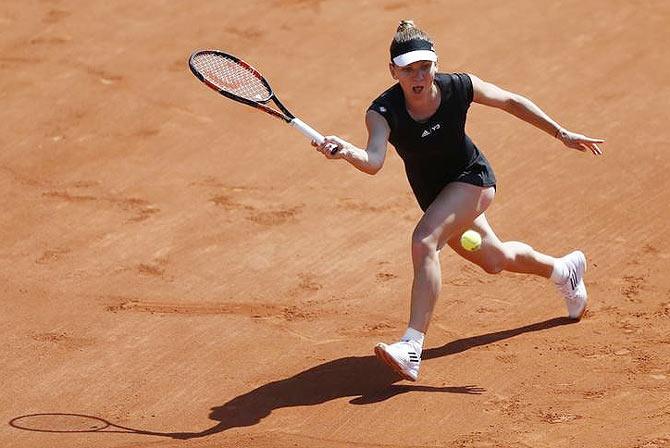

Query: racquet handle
[[290, 118, 324, 144], [291, 118, 339, 154]]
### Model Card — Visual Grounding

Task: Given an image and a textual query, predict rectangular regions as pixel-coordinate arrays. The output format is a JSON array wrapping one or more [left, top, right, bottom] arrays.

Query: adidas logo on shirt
[[421, 123, 441, 138]]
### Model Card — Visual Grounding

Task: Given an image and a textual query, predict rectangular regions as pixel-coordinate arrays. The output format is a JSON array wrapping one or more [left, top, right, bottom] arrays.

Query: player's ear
[[389, 63, 398, 80]]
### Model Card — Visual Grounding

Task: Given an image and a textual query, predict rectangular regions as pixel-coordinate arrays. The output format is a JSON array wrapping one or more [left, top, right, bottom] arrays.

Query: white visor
[[392, 50, 437, 67]]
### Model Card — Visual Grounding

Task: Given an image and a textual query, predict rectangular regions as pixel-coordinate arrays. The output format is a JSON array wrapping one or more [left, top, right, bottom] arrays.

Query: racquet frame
[[188, 49, 330, 148]]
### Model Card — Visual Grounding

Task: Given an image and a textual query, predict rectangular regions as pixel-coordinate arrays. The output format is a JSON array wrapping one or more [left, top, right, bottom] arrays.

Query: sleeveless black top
[[368, 73, 496, 211]]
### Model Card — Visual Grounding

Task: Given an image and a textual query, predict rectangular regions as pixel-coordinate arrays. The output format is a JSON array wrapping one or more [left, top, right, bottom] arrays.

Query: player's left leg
[[445, 214, 587, 319], [444, 213, 555, 277]]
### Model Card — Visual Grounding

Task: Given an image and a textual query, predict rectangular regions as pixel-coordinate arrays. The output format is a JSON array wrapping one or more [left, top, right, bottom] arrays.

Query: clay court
[[2, 1, 669, 447]]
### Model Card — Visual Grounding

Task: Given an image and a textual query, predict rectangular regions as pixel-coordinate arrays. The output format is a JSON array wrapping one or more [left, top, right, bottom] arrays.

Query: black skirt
[[412, 151, 497, 212]]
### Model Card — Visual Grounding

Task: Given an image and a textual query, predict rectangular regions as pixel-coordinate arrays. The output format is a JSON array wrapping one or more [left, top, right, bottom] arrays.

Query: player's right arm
[[313, 109, 389, 175]]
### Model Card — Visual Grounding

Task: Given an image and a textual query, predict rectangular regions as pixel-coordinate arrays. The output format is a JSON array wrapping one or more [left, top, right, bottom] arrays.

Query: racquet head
[[10, 413, 111, 433], [189, 50, 273, 104]]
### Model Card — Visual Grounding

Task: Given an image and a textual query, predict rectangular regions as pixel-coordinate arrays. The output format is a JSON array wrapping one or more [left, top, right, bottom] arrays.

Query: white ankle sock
[[550, 260, 569, 284], [402, 327, 425, 348]]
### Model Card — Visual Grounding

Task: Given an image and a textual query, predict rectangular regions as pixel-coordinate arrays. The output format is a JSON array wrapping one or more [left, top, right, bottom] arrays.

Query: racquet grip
[[290, 118, 339, 155], [290, 118, 325, 144]]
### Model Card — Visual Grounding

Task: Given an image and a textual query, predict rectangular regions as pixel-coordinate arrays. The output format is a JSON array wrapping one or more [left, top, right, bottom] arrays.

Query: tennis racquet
[[188, 50, 336, 153]]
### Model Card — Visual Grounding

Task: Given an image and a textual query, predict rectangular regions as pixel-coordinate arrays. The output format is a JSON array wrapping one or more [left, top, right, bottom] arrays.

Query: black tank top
[[368, 73, 496, 210]]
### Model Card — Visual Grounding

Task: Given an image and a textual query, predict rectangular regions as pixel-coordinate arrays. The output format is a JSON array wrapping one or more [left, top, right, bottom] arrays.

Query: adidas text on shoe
[[374, 341, 421, 381]]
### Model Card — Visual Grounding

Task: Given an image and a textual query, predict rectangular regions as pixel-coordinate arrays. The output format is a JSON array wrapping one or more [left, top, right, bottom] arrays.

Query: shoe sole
[[570, 287, 587, 320], [569, 251, 588, 320], [572, 303, 587, 320], [374, 343, 417, 382]]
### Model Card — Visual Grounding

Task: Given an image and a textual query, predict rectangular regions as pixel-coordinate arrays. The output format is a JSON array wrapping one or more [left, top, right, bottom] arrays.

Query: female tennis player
[[313, 20, 604, 381]]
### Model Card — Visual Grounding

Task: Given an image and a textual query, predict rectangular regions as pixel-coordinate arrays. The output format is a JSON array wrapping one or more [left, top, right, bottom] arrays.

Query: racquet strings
[[191, 52, 271, 102]]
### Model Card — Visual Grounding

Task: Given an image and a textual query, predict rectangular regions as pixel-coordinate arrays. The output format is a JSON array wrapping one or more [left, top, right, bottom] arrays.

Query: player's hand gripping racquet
[[188, 50, 337, 154]]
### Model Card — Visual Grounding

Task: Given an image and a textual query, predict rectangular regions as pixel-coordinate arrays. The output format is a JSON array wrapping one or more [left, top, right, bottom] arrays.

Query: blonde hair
[[392, 20, 433, 45]]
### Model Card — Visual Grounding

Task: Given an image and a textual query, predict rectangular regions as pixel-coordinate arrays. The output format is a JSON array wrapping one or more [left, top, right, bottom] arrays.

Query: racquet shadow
[[9, 316, 576, 440]]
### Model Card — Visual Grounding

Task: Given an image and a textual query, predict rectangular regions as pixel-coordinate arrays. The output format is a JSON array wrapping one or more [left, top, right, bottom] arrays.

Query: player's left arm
[[469, 73, 604, 155]]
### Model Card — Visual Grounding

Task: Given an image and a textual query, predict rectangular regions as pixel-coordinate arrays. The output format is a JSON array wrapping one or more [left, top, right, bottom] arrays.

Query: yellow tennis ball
[[460, 230, 482, 251]]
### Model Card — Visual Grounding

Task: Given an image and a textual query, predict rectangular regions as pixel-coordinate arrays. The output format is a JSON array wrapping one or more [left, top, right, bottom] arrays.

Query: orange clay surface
[[2, 1, 669, 447]]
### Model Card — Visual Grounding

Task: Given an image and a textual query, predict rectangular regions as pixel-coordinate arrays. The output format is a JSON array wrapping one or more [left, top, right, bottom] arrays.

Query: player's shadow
[[171, 315, 575, 439], [9, 316, 575, 440], [423, 316, 576, 360]]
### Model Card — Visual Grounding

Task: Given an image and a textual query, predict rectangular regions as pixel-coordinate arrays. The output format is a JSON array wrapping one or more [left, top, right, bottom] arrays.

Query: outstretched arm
[[312, 110, 390, 174], [469, 74, 604, 155]]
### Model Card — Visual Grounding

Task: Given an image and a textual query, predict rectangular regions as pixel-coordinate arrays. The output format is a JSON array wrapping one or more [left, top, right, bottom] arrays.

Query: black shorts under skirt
[[413, 153, 497, 212]]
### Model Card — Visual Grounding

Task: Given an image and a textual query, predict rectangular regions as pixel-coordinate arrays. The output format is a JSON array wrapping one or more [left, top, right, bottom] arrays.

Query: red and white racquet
[[189, 50, 334, 151]]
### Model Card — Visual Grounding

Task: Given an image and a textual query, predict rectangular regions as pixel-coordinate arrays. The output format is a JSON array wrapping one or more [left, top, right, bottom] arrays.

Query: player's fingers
[[316, 139, 332, 153], [322, 137, 341, 153], [329, 141, 342, 154], [591, 143, 603, 155], [315, 145, 328, 157], [582, 136, 605, 143], [316, 141, 336, 158], [584, 143, 597, 155], [580, 143, 593, 152]]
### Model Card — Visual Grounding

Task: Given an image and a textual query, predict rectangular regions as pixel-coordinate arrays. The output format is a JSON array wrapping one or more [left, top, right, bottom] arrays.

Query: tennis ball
[[460, 230, 482, 251]]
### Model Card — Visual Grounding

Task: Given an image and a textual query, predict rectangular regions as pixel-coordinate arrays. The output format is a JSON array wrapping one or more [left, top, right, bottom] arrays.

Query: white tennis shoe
[[556, 250, 588, 319], [374, 340, 421, 381]]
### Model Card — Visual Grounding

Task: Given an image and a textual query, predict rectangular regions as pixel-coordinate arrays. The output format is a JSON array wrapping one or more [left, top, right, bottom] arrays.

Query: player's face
[[390, 60, 437, 96]]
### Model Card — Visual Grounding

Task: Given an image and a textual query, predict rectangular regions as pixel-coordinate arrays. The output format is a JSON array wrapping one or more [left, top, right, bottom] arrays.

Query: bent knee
[[476, 248, 511, 274], [481, 260, 505, 275], [411, 231, 439, 259]]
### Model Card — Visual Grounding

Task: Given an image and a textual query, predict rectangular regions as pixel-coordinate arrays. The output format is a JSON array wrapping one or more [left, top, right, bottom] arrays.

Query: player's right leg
[[375, 182, 495, 381]]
